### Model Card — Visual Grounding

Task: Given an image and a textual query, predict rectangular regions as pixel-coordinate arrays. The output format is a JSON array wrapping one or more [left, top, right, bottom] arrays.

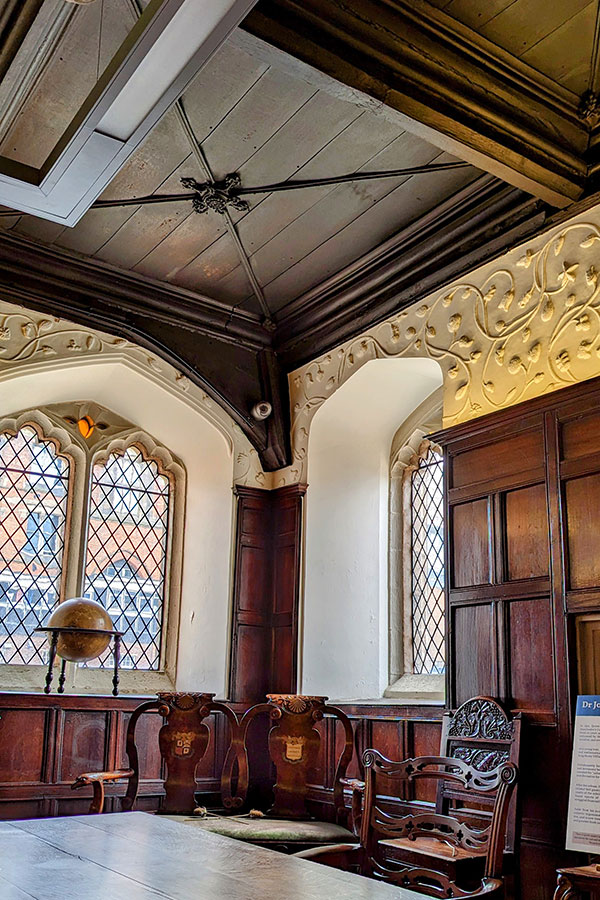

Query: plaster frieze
[[280, 212, 600, 486]]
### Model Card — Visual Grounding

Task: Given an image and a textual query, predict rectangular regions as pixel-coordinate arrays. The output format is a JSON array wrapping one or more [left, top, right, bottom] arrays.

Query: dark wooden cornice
[[242, 0, 589, 207], [0, 229, 291, 471], [275, 176, 549, 369], [0, 230, 268, 348]]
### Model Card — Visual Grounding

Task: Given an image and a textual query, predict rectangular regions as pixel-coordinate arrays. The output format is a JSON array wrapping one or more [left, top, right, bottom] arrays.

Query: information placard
[[566, 696, 600, 853]]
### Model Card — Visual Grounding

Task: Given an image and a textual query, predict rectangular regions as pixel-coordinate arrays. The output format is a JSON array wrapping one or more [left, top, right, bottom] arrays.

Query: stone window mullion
[[61, 450, 93, 603]]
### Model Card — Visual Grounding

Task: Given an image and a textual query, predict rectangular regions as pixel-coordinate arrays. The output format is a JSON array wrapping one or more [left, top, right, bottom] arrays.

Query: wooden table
[[0, 811, 424, 899]]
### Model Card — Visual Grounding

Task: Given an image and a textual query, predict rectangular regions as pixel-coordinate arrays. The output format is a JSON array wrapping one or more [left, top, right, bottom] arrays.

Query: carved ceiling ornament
[[279, 214, 600, 487], [0, 300, 269, 489]]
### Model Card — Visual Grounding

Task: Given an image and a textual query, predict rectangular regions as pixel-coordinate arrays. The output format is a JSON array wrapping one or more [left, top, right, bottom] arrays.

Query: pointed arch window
[[0, 409, 184, 692]]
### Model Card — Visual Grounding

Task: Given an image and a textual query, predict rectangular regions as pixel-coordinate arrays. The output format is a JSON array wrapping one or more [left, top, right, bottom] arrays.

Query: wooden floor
[[0, 811, 424, 899]]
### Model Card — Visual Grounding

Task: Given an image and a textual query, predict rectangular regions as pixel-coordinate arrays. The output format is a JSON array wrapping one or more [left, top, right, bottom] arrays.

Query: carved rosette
[[157, 691, 216, 717], [267, 694, 328, 720]]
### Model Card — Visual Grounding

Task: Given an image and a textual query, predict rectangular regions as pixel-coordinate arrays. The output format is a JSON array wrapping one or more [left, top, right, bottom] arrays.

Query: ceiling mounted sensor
[[0, 0, 259, 225]]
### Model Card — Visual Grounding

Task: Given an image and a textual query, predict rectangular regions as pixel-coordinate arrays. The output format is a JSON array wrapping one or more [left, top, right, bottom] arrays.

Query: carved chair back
[[360, 749, 518, 897], [73, 692, 242, 815], [223, 694, 354, 822], [438, 696, 521, 854]]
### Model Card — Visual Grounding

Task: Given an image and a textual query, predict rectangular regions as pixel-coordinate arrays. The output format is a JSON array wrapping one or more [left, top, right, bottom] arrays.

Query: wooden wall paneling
[[432, 381, 600, 900], [0, 708, 47, 783], [0, 695, 232, 819], [451, 602, 497, 705], [451, 498, 493, 588], [270, 484, 306, 695], [59, 710, 110, 783], [409, 718, 442, 804], [450, 428, 545, 490], [564, 473, 600, 590], [304, 707, 443, 825], [229, 484, 305, 703], [0, 695, 165, 819], [504, 484, 550, 581], [370, 718, 405, 799], [560, 407, 600, 462], [229, 486, 273, 703], [506, 597, 556, 715]]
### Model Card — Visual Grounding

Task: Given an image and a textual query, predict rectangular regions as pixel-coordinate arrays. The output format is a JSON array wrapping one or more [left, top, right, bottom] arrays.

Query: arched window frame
[[386, 390, 445, 702], [0, 409, 185, 695]]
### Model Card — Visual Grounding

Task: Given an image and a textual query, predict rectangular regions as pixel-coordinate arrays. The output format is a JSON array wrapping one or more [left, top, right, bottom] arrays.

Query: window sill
[[383, 673, 445, 703], [0, 662, 175, 695]]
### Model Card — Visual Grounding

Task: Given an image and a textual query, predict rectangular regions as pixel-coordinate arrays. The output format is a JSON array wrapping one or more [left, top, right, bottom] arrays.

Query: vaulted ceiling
[[0, 0, 597, 469]]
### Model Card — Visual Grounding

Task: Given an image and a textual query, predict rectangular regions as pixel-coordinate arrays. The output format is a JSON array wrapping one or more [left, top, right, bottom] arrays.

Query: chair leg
[[89, 780, 105, 814]]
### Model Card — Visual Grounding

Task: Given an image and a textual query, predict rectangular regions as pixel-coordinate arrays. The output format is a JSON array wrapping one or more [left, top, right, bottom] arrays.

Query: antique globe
[[46, 597, 113, 662]]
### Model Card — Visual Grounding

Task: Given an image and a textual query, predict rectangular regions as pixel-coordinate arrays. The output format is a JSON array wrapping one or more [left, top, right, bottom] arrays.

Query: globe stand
[[34, 626, 123, 696]]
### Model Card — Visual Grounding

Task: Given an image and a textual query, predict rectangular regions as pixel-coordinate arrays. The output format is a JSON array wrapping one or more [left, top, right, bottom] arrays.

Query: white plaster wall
[[302, 358, 442, 701], [0, 359, 234, 695]]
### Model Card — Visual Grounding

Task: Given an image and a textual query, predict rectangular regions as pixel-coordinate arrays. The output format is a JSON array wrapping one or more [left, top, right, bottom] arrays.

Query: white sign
[[566, 696, 600, 853]]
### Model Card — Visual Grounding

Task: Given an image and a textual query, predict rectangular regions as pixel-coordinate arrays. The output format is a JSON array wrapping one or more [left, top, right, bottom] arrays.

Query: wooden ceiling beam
[[242, 0, 589, 208]]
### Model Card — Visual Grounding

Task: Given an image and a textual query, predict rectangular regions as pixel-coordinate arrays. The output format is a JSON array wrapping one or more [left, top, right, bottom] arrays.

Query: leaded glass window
[[83, 446, 170, 670], [410, 446, 445, 675], [0, 413, 180, 686], [0, 427, 69, 664]]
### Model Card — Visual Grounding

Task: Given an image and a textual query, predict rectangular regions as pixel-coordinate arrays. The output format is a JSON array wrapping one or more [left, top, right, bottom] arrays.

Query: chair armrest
[[340, 778, 364, 835], [472, 878, 504, 897], [71, 769, 134, 814], [72, 769, 134, 787], [294, 843, 364, 872]]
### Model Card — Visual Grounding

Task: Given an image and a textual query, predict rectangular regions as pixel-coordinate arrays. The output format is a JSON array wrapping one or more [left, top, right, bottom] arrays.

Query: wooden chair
[[296, 749, 518, 897], [189, 693, 357, 851], [72, 691, 242, 815], [347, 696, 521, 886]]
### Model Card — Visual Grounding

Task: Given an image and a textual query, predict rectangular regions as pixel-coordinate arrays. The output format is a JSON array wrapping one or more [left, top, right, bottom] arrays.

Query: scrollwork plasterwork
[[279, 216, 600, 486]]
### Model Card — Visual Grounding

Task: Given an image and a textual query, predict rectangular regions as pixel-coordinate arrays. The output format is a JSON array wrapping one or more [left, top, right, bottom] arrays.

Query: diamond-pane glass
[[83, 446, 170, 670], [411, 447, 445, 675], [0, 426, 69, 665]]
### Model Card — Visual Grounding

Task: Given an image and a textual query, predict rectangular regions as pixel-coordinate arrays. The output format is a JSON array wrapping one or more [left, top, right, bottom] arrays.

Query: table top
[[0, 811, 424, 900]]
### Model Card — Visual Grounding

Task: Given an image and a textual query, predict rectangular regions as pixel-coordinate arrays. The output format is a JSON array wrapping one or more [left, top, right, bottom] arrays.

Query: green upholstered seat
[[165, 814, 355, 845]]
